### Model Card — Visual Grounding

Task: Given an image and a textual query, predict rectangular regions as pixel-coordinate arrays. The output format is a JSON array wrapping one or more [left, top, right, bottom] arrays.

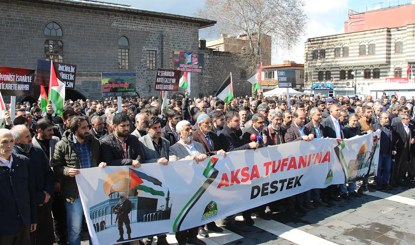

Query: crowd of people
[[1, 90, 415, 245]]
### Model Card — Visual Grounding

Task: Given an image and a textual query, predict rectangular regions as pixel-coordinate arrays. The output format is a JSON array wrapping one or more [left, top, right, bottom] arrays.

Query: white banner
[[76, 132, 380, 245]]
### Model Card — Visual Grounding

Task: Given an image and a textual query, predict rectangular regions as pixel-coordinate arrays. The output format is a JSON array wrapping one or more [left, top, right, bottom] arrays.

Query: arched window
[[318, 71, 324, 81], [118, 36, 129, 69], [44, 22, 63, 62], [394, 68, 402, 78], [325, 71, 331, 80], [319, 49, 326, 59], [395, 42, 403, 53], [334, 48, 341, 58], [348, 70, 354, 80], [44, 40, 63, 62], [364, 69, 371, 79], [359, 45, 366, 55], [340, 70, 346, 80], [44, 22, 63, 36], [368, 44, 376, 55], [342, 47, 349, 57], [373, 68, 380, 79]]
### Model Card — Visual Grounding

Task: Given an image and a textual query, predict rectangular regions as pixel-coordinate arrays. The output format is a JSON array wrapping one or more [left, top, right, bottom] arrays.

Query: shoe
[[349, 192, 361, 198], [117, 236, 125, 242], [296, 206, 307, 216], [224, 222, 236, 230], [340, 194, 351, 200], [305, 202, 315, 209], [384, 184, 393, 190], [207, 224, 223, 233], [187, 237, 206, 245], [314, 200, 328, 206], [243, 215, 255, 226], [198, 227, 208, 238], [144, 238, 153, 245], [329, 194, 341, 201]]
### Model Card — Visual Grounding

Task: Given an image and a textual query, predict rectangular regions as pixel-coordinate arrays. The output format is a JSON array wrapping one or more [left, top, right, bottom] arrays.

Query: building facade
[[304, 2, 415, 98], [0, 0, 216, 100], [260, 61, 304, 91]]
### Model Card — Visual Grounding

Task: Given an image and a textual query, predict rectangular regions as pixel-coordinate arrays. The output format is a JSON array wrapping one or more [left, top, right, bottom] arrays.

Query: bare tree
[[196, 0, 307, 74]]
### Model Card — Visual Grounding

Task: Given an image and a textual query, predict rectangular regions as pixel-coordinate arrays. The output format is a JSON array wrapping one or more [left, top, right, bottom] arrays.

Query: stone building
[[304, 1, 415, 98], [0, 0, 216, 100]]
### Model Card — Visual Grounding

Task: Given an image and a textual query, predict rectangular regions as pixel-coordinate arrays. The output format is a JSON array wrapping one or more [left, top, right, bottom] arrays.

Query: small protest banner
[[0, 66, 35, 96], [154, 69, 181, 91]]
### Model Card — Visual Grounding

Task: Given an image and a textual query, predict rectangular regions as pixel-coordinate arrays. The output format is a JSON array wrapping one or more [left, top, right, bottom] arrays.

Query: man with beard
[[139, 116, 170, 164], [11, 125, 54, 245], [0, 129, 37, 245], [263, 110, 285, 145], [278, 100, 288, 113], [169, 120, 208, 245], [162, 110, 180, 146], [32, 119, 66, 244], [101, 113, 144, 167], [281, 111, 293, 135], [359, 106, 374, 133], [239, 109, 248, 129], [219, 110, 258, 226], [241, 113, 267, 147], [52, 116, 103, 245], [90, 116, 107, 140], [89, 103, 104, 120], [132, 113, 149, 139], [211, 110, 225, 135]]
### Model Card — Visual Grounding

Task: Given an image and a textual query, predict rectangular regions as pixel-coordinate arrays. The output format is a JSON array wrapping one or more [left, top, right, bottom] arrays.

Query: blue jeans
[[340, 182, 356, 195], [65, 197, 85, 245], [375, 153, 392, 185]]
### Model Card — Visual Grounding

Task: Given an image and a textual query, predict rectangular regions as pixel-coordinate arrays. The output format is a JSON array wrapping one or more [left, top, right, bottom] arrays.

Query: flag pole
[[117, 96, 122, 113], [10, 96, 16, 121], [287, 88, 290, 110]]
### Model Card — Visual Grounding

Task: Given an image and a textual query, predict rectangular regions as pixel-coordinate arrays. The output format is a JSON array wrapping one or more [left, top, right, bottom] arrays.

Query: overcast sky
[[107, 0, 407, 64]]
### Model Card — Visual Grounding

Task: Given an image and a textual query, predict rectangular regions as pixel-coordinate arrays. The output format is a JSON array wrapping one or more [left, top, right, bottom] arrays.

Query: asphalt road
[[81, 183, 415, 245]]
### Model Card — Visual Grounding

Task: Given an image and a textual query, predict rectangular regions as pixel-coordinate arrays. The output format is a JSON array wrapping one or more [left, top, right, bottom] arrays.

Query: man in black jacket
[[100, 113, 144, 167], [241, 113, 267, 147], [219, 110, 258, 227], [161, 110, 180, 146], [90, 115, 107, 140], [52, 116, 103, 245], [219, 110, 258, 152], [373, 112, 397, 189], [11, 125, 55, 245], [0, 129, 37, 245]]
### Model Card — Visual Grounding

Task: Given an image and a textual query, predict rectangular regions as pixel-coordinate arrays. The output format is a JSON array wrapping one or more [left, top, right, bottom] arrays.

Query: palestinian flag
[[39, 85, 48, 113], [48, 61, 65, 116], [216, 73, 233, 104], [254, 63, 262, 91], [129, 169, 164, 197], [0, 92, 6, 127], [179, 72, 191, 94]]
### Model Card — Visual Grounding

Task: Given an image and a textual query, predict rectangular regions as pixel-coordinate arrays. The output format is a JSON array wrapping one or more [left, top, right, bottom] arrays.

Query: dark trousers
[[30, 205, 54, 245], [391, 147, 410, 185], [0, 224, 30, 245], [52, 192, 68, 245], [118, 214, 131, 237], [175, 227, 198, 243]]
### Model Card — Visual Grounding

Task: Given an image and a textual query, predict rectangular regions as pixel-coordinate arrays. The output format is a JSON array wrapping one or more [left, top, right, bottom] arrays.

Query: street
[[81, 184, 415, 245]]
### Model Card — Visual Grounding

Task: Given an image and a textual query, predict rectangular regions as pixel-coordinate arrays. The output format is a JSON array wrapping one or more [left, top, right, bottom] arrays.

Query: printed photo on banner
[[173, 51, 204, 73]]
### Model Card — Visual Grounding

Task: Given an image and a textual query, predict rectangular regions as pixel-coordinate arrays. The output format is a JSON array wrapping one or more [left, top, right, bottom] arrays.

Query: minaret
[[165, 190, 170, 211]]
